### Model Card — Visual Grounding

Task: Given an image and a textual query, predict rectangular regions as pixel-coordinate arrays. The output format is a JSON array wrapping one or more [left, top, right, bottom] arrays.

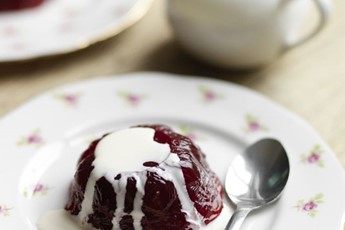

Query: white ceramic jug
[[168, 0, 331, 69]]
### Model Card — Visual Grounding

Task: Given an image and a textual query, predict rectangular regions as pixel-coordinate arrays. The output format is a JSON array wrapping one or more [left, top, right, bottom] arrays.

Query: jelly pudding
[[65, 125, 224, 229]]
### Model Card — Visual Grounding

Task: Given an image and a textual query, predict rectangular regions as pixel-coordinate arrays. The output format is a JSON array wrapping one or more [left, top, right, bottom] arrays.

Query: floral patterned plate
[[0, 72, 344, 229], [0, 0, 152, 62]]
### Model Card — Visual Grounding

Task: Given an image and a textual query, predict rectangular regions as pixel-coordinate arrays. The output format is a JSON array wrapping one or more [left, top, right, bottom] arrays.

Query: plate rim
[[0, 0, 153, 63]]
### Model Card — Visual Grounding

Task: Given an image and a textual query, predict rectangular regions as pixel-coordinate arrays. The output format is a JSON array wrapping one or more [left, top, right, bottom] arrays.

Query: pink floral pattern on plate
[[301, 145, 324, 167], [23, 183, 51, 198], [11, 42, 27, 51], [295, 193, 324, 217], [199, 86, 223, 103], [178, 124, 205, 142], [117, 91, 146, 107], [0, 205, 11, 217], [58, 7, 80, 33], [17, 129, 44, 147], [242, 114, 268, 133], [1, 26, 18, 37], [55, 92, 81, 107]]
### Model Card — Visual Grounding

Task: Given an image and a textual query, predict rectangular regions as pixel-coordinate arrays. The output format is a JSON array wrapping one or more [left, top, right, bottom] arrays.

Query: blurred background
[[1, 0, 344, 167]]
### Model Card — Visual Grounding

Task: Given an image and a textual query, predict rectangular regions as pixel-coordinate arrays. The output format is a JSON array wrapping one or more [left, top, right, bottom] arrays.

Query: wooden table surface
[[0, 1, 344, 168]]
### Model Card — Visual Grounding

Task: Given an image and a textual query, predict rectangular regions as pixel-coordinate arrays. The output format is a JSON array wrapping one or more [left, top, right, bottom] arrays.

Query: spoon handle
[[225, 207, 251, 230]]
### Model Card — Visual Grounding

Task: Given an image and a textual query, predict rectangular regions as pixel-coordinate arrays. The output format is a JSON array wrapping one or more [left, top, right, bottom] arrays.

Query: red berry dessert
[[0, 0, 45, 11], [65, 125, 223, 230]]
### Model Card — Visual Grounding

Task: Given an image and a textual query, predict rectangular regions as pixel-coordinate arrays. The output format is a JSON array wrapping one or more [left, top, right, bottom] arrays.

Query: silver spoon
[[225, 138, 290, 230]]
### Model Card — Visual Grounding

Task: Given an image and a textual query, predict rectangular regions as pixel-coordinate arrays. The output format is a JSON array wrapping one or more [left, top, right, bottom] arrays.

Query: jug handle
[[284, 0, 331, 51]]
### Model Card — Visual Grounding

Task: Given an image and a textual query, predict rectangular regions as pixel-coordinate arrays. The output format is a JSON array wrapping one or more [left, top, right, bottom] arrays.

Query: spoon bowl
[[225, 138, 290, 230]]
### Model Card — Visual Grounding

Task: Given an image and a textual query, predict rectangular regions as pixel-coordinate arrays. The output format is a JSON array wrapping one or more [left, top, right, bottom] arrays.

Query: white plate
[[0, 0, 152, 62], [0, 72, 344, 229]]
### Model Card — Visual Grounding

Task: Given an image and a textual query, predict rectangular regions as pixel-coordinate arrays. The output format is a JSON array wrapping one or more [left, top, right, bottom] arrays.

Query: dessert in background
[[0, 0, 45, 11]]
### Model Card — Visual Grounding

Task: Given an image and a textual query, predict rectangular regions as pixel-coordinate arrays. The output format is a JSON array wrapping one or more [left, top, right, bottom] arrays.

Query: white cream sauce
[[37, 210, 92, 230], [93, 128, 170, 175]]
